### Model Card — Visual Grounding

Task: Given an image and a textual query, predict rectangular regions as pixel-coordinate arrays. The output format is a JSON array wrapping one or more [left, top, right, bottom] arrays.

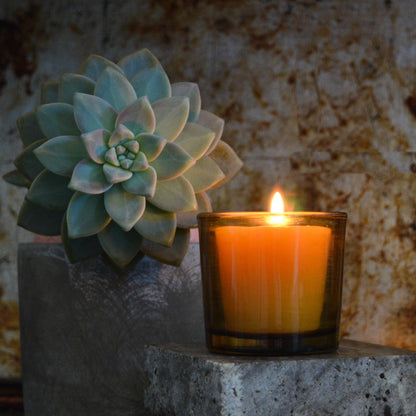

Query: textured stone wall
[[1, 0, 416, 378]]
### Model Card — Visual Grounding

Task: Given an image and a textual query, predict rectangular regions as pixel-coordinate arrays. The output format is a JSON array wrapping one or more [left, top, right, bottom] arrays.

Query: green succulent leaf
[[104, 184, 146, 231], [174, 123, 215, 160], [171, 82, 201, 123], [134, 202, 176, 246], [141, 228, 190, 266], [118, 48, 161, 81], [14, 139, 46, 181], [41, 81, 59, 104], [26, 170, 73, 211], [2, 170, 31, 188], [136, 133, 166, 162], [150, 142, 194, 180], [79, 54, 123, 82], [37, 103, 80, 138], [183, 156, 225, 192], [74, 93, 118, 133], [131, 67, 171, 103], [125, 140, 139, 153], [17, 110, 45, 146], [207, 140, 243, 189], [98, 221, 143, 269], [34, 135, 89, 177], [105, 147, 119, 166], [176, 192, 212, 228], [69, 160, 112, 194], [197, 110, 224, 153], [103, 163, 133, 184], [130, 152, 149, 171], [95, 67, 137, 113], [67, 192, 110, 238], [18, 199, 64, 235], [61, 219, 103, 263], [116, 96, 156, 135], [121, 167, 157, 197], [148, 176, 197, 213], [152, 97, 190, 141], [81, 129, 110, 164], [108, 124, 135, 147], [58, 74, 96, 105]]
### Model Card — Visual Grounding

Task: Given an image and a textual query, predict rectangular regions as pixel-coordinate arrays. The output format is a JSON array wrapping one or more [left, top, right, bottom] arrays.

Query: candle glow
[[270, 191, 284, 213], [269, 191, 285, 224], [213, 191, 332, 335]]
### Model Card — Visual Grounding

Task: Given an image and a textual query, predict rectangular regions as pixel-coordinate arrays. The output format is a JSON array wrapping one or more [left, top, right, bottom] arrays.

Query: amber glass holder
[[197, 211, 347, 355]]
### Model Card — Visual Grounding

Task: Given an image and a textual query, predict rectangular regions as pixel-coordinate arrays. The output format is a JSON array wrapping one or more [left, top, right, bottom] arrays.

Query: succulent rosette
[[4, 49, 242, 269]]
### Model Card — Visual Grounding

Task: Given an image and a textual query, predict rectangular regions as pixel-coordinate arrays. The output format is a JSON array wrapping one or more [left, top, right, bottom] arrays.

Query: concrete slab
[[144, 339, 416, 416]]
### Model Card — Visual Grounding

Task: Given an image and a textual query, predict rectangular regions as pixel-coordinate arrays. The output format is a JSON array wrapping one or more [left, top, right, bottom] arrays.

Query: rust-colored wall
[[1, 0, 416, 378]]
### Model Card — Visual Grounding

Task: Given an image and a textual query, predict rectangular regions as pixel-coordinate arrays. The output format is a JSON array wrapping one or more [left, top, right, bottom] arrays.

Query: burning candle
[[215, 192, 331, 334], [198, 193, 347, 355]]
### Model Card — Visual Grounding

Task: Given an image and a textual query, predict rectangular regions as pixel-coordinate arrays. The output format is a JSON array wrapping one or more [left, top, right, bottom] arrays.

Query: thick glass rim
[[197, 211, 347, 220]]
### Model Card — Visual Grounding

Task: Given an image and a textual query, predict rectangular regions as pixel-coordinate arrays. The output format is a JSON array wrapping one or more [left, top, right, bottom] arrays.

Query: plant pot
[[18, 243, 204, 416]]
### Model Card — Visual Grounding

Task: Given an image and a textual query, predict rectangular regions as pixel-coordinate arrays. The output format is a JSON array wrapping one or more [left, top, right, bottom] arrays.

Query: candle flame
[[269, 191, 285, 224], [270, 192, 284, 213]]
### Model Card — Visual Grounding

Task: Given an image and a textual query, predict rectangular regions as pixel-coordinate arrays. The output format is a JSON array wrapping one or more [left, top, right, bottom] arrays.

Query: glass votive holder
[[197, 211, 347, 355]]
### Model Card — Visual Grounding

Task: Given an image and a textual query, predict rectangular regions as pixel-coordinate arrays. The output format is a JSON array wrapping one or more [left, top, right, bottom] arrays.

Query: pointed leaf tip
[[69, 160, 112, 194], [95, 67, 137, 113], [26, 170, 73, 211], [74, 92, 117, 133], [34, 136, 89, 177], [207, 140, 243, 189], [134, 203, 176, 246], [98, 221, 143, 269], [171, 82, 201, 123], [18, 199, 64, 236], [116, 97, 155, 135], [103, 163, 133, 184], [183, 156, 225, 193], [15, 139, 47, 181], [37, 103, 80, 139], [141, 228, 190, 266], [121, 167, 157, 197], [17, 110, 45, 146], [67, 192, 110, 238], [79, 54, 123, 82], [118, 49, 161, 80], [148, 176, 197, 213], [104, 184, 146, 231], [174, 122, 215, 160], [131, 66, 171, 103], [150, 141, 194, 181], [59, 73, 95, 105], [152, 96, 190, 141]]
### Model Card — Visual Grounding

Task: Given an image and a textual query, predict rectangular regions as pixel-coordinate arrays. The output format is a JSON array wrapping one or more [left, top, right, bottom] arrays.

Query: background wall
[[1, 0, 416, 378]]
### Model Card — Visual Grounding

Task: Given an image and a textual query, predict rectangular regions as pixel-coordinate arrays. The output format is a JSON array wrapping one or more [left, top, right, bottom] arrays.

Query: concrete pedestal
[[144, 339, 416, 416], [18, 243, 204, 416]]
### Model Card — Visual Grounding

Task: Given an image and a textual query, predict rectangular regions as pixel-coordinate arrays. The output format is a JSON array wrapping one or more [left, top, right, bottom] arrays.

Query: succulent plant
[[4, 49, 242, 269]]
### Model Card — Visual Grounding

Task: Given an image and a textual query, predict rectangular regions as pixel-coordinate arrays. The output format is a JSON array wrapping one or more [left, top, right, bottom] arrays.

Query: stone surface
[[144, 339, 416, 416], [2, 0, 416, 379], [18, 243, 204, 416]]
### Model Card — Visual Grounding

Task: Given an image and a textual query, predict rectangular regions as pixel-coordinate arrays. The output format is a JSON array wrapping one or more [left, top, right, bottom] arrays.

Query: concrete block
[[18, 243, 204, 416], [144, 339, 416, 416]]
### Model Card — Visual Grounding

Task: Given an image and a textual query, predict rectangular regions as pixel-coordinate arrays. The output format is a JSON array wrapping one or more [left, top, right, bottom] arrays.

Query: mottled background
[[1, 0, 416, 379]]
